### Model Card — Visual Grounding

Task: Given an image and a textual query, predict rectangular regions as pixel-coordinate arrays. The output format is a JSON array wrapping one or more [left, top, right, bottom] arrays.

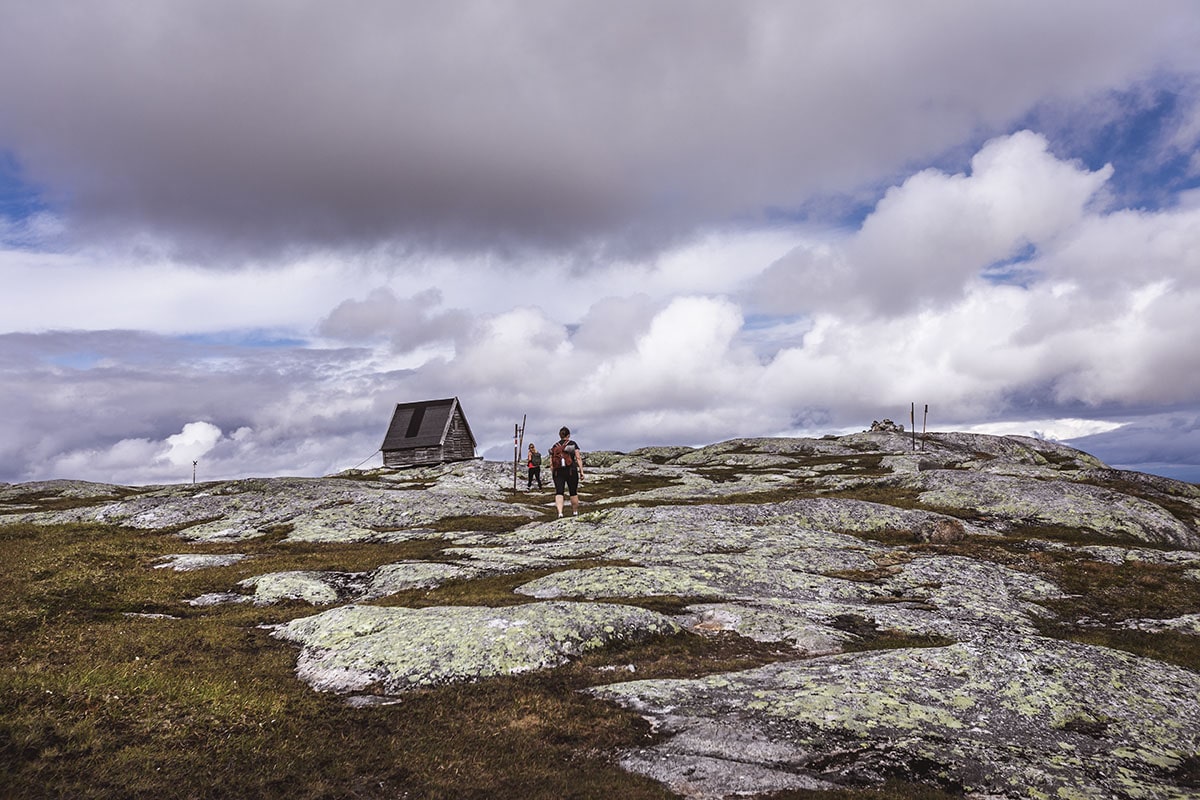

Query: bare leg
[[555, 494, 565, 517], [570, 494, 580, 515]]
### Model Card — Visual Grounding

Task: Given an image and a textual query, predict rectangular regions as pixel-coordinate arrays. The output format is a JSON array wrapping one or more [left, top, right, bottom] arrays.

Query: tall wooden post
[[911, 403, 916, 451], [513, 424, 519, 491], [922, 404, 929, 450], [515, 415, 526, 491]]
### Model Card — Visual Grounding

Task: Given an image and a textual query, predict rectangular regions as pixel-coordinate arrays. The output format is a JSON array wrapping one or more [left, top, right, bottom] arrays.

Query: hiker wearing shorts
[[549, 426, 584, 518]]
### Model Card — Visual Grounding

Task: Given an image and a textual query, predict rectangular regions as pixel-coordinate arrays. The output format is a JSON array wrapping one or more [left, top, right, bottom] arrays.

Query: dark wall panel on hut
[[383, 445, 446, 468], [443, 411, 475, 461]]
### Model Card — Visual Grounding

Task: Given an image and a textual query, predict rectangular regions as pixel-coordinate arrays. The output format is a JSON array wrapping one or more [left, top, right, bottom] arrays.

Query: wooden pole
[[922, 404, 929, 450], [911, 403, 916, 451], [516, 414, 526, 490], [513, 424, 519, 491]]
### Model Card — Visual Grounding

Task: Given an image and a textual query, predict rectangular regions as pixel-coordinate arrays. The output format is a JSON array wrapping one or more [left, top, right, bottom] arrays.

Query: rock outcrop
[[4, 431, 1199, 798]]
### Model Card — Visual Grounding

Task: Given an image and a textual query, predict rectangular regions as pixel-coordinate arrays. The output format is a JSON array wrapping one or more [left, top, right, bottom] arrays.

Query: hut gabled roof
[[380, 396, 477, 451]]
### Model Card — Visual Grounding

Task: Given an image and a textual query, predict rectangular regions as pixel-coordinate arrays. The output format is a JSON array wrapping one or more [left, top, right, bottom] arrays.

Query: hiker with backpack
[[526, 444, 543, 490], [549, 426, 584, 518]]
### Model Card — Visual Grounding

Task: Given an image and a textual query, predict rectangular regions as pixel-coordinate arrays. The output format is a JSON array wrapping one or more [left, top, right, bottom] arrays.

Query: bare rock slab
[[272, 601, 682, 693], [591, 634, 1200, 799], [911, 470, 1198, 548]]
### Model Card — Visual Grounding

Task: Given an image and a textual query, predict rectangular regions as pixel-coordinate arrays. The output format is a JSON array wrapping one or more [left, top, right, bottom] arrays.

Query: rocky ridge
[[4, 431, 1200, 798]]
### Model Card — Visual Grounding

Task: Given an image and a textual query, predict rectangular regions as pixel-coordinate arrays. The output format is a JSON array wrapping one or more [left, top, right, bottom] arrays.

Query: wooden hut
[[381, 397, 477, 468]]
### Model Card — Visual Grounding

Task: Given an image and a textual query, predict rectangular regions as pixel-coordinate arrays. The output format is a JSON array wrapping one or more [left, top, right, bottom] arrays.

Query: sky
[[2, 0, 1200, 486]]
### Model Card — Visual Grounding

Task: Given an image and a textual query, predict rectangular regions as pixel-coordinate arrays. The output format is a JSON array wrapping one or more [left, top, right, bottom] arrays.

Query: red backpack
[[550, 440, 576, 469]]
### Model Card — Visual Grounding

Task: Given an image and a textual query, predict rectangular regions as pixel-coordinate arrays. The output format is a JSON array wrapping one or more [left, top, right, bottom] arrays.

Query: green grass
[[2, 611, 676, 799], [764, 779, 964, 800], [0, 521, 818, 799], [425, 513, 539, 533]]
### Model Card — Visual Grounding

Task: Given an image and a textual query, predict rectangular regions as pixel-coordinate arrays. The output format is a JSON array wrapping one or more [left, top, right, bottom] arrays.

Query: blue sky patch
[[1023, 85, 1200, 212], [0, 150, 49, 221], [44, 352, 104, 370], [177, 330, 308, 349], [982, 242, 1040, 288]]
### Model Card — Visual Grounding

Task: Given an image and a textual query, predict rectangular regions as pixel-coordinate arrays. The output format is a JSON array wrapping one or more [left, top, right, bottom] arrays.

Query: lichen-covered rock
[[363, 561, 480, 597], [910, 470, 1199, 548], [591, 635, 1200, 799], [224, 561, 484, 606], [155, 553, 247, 571], [239, 571, 354, 605], [489, 499, 987, 564], [1035, 541, 1200, 566], [1118, 613, 1200, 635], [189, 591, 252, 607], [272, 602, 682, 693], [492, 500, 1065, 649], [591, 462, 796, 504], [677, 603, 851, 655], [0, 475, 539, 541], [627, 445, 696, 462], [0, 479, 132, 502]]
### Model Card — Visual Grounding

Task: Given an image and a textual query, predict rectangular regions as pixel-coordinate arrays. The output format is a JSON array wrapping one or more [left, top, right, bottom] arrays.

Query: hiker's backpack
[[550, 441, 576, 469], [531, 452, 542, 468]]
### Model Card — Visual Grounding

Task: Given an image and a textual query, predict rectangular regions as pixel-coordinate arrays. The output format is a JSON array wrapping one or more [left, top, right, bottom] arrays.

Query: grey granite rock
[[272, 601, 682, 693], [155, 553, 248, 571], [1, 473, 539, 542], [910, 469, 1199, 548], [592, 634, 1200, 799]]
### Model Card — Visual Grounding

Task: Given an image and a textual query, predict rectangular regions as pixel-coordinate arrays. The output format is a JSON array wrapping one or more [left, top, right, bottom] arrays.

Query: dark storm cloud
[[1067, 414, 1200, 482], [1, 1, 1196, 259]]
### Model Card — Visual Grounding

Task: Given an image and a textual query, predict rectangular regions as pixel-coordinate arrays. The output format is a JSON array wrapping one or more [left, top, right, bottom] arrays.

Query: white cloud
[[959, 418, 1124, 441], [447, 307, 570, 397], [316, 286, 470, 352], [161, 421, 223, 467], [751, 131, 1113, 316], [0, 250, 358, 335], [581, 297, 750, 412], [33, 423, 223, 485], [1045, 205, 1200, 289]]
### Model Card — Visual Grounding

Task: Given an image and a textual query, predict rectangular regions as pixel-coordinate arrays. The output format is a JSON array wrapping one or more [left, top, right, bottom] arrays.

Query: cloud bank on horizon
[[2, 0, 1200, 485]]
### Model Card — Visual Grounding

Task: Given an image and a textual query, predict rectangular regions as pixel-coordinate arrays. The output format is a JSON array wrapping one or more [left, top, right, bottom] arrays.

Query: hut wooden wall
[[382, 407, 476, 467], [443, 411, 475, 460]]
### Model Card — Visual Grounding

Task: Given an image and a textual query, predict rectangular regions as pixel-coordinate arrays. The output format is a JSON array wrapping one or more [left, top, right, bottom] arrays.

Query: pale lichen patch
[[592, 634, 1200, 798], [272, 602, 683, 693]]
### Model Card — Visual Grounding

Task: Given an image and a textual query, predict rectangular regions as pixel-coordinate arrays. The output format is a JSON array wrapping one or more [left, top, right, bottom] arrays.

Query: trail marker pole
[[515, 415, 526, 492], [922, 404, 929, 450], [192, 460, 197, 485], [513, 424, 519, 492], [911, 403, 916, 451]]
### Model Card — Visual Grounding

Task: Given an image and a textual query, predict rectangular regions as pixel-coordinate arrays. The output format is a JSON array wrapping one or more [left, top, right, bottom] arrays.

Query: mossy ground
[[4, 453, 1198, 798], [764, 781, 962, 800], [0, 520, 811, 799]]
